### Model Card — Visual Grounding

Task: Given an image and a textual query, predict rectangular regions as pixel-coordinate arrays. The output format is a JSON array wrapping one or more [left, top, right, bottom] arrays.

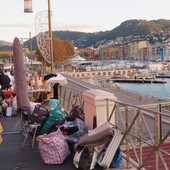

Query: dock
[[156, 75, 170, 78], [110, 78, 167, 84]]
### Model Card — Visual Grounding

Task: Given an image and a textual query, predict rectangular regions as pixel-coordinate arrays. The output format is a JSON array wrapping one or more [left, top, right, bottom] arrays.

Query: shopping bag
[[6, 107, 12, 117], [37, 131, 70, 164]]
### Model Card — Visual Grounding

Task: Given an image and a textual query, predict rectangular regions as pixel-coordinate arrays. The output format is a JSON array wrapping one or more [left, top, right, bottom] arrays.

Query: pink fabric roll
[[13, 37, 31, 115]]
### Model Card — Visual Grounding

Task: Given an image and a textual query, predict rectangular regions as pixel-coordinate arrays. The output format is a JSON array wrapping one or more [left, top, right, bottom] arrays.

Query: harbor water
[[118, 78, 170, 100]]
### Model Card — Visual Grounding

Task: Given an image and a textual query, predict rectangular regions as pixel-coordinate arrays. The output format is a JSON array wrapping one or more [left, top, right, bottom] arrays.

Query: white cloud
[[0, 23, 32, 28]]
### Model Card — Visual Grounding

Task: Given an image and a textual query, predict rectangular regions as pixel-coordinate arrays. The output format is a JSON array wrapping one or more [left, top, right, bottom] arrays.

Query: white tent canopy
[[45, 73, 67, 92]]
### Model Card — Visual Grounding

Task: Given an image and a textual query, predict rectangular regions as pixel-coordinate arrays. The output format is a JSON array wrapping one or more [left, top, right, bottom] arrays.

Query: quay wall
[[63, 69, 134, 78]]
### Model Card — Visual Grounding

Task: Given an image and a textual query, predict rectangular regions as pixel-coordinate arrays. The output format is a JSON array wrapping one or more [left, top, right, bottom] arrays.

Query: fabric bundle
[[76, 122, 114, 148], [74, 122, 114, 170], [13, 38, 31, 115]]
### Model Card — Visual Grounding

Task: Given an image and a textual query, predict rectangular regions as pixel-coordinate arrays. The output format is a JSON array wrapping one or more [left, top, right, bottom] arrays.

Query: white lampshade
[[24, 0, 33, 13]]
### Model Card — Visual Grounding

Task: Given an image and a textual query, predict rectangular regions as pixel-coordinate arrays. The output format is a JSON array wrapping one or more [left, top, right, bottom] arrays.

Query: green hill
[[53, 19, 170, 47], [1, 19, 170, 50]]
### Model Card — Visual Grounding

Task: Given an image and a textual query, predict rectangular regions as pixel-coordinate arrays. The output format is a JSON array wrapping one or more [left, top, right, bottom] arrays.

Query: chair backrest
[[17, 108, 30, 123]]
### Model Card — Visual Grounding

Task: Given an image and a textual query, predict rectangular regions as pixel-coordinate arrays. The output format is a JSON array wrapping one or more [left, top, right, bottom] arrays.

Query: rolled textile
[[76, 122, 114, 148], [13, 37, 31, 116]]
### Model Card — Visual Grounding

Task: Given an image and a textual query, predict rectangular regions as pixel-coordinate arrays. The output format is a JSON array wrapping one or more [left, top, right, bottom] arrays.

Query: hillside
[[0, 41, 13, 50], [1, 19, 170, 50], [0, 40, 12, 46], [28, 19, 170, 49]]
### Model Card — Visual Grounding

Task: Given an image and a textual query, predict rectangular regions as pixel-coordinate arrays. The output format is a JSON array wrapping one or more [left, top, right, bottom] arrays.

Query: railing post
[[134, 108, 138, 145], [125, 105, 130, 168], [82, 89, 117, 130], [155, 112, 159, 170], [158, 103, 162, 141], [139, 109, 143, 167]]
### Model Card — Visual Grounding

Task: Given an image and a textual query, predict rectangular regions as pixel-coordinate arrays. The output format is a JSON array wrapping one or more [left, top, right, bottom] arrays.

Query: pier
[[156, 75, 170, 78], [110, 78, 167, 83]]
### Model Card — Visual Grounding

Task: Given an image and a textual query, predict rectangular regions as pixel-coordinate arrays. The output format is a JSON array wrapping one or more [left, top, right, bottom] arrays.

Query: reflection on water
[[118, 78, 170, 99]]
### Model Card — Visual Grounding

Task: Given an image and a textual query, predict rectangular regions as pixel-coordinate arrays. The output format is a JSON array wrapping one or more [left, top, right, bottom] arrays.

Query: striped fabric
[[38, 131, 70, 164]]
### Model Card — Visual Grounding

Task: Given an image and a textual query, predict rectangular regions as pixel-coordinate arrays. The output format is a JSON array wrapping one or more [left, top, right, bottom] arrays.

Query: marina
[[66, 58, 170, 101], [118, 78, 170, 99]]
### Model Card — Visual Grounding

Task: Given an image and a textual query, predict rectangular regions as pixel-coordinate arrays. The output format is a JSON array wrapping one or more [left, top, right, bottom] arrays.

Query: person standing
[[0, 70, 11, 90], [4, 69, 15, 89]]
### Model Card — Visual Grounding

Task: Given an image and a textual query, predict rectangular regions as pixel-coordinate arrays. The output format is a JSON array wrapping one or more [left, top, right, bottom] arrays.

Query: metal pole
[[29, 32, 33, 74], [158, 104, 162, 141], [48, 0, 53, 73]]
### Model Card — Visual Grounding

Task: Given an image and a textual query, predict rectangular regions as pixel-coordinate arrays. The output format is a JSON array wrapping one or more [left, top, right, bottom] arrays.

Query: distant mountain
[[2, 19, 170, 50], [52, 19, 170, 47], [0, 40, 12, 47], [51, 19, 170, 47], [0, 40, 12, 50]]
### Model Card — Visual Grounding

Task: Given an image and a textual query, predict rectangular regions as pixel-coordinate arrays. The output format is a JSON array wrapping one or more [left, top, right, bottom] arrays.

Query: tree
[[35, 36, 74, 66], [63, 40, 75, 60], [52, 37, 66, 66]]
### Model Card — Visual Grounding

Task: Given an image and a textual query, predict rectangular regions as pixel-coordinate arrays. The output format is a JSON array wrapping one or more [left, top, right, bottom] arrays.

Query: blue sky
[[1, 0, 170, 42]]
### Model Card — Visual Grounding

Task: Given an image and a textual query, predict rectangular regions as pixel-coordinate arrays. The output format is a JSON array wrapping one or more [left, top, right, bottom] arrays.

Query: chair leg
[[31, 126, 38, 149], [21, 124, 39, 149], [21, 133, 28, 149]]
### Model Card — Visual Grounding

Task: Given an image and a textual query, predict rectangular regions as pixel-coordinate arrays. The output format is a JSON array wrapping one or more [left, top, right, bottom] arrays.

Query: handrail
[[105, 98, 170, 170]]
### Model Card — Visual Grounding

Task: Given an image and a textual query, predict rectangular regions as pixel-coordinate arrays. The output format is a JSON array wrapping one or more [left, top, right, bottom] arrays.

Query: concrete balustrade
[[82, 89, 117, 130]]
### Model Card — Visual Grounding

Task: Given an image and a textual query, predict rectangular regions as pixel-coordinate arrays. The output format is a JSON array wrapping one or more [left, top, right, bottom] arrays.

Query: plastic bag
[[73, 147, 93, 170], [110, 147, 122, 168]]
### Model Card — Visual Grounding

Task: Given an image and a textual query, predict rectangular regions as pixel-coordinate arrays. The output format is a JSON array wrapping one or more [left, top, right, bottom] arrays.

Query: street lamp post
[[29, 32, 33, 74], [20, 32, 33, 74], [24, 0, 53, 73], [47, 0, 54, 74]]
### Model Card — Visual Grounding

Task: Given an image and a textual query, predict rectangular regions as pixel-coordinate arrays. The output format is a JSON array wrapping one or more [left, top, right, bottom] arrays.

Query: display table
[[3, 90, 16, 98], [2, 89, 46, 100]]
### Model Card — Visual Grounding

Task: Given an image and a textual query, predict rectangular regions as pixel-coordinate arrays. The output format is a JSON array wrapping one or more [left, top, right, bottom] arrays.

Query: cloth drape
[[13, 37, 31, 115]]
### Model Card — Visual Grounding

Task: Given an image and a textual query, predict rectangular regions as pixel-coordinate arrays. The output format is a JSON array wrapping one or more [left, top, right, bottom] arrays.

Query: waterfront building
[[148, 42, 170, 61], [75, 47, 97, 59]]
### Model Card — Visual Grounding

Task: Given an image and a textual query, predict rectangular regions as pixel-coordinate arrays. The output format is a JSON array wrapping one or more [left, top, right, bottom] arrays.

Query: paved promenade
[[0, 116, 76, 170], [0, 116, 105, 170]]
